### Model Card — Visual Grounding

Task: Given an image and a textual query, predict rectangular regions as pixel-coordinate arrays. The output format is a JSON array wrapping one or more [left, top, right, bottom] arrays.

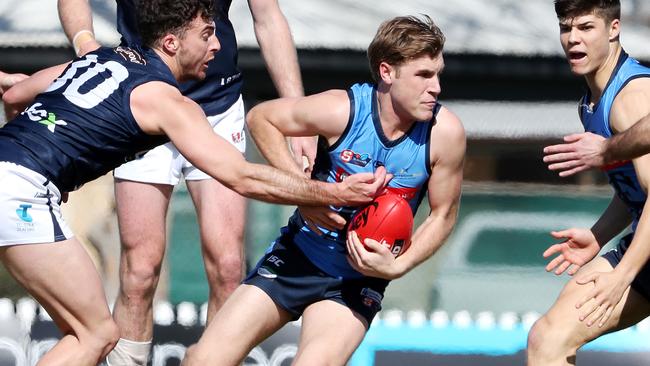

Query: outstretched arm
[[248, 0, 317, 174], [544, 112, 650, 177], [131, 82, 388, 207], [58, 0, 101, 56], [347, 107, 466, 279]]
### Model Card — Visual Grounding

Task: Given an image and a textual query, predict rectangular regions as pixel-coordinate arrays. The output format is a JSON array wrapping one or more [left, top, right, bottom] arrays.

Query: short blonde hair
[[367, 15, 445, 83]]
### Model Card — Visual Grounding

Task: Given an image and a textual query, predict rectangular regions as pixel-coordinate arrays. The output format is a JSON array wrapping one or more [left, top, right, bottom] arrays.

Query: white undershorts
[[0, 162, 73, 246], [113, 95, 246, 185]]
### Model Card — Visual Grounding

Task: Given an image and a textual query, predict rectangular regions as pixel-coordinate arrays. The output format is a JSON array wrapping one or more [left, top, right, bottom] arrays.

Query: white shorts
[[0, 162, 73, 246], [114, 95, 247, 185]]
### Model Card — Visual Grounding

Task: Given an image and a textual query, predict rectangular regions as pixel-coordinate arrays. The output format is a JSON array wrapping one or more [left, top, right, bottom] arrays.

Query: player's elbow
[[2, 86, 25, 108]]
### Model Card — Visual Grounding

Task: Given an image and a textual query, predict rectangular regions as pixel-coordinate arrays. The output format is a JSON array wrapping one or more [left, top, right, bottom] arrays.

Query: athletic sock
[[105, 338, 152, 366]]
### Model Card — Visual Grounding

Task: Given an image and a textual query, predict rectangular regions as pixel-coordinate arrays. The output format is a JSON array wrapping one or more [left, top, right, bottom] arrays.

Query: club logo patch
[[16, 204, 33, 222], [340, 149, 372, 167], [114, 46, 146, 65], [360, 287, 383, 308]]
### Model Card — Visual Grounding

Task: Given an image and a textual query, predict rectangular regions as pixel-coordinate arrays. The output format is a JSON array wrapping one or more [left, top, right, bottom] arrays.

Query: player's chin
[[194, 70, 208, 80], [415, 110, 434, 122]]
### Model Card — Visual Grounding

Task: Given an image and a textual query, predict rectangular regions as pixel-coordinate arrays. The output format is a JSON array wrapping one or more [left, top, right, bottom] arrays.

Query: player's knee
[[83, 317, 120, 359], [121, 260, 161, 299], [527, 315, 570, 358], [207, 253, 243, 285], [218, 253, 244, 278]]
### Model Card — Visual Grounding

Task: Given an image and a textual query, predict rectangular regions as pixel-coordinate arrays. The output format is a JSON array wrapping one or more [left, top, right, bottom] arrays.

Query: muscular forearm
[[253, 9, 303, 97], [58, 0, 99, 55], [249, 124, 304, 177], [606, 113, 650, 163], [247, 103, 305, 176], [231, 162, 348, 207], [393, 213, 457, 278]]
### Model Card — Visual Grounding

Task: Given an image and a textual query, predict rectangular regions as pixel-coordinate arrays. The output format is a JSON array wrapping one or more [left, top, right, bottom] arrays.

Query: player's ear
[[378, 62, 395, 84], [608, 18, 620, 41], [160, 34, 179, 54]]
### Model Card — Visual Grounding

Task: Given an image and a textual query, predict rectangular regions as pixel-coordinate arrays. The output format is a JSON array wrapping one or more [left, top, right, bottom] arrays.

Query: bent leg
[[186, 178, 246, 322], [293, 300, 368, 366], [182, 284, 292, 366], [110, 179, 173, 365], [527, 257, 650, 366], [0, 238, 119, 366]]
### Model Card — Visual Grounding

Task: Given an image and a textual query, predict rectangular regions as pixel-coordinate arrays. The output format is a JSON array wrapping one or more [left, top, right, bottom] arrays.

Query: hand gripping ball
[[348, 192, 414, 257]]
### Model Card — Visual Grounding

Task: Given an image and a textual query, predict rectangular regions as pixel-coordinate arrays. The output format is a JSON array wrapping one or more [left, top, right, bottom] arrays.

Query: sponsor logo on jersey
[[114, 46, 146, 65], [393, 167, 423, 180], [231, 131, 245, 144], [22, 104, 68, 133], [340, 149, 372, 167], [220, 72, 242, 86], [360, 287, 383, 308], [15, 204, 33, 222]]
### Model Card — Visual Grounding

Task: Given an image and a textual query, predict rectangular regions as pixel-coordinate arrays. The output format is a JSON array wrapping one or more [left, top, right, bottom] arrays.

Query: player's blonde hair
[[367, 15, 445, 83]]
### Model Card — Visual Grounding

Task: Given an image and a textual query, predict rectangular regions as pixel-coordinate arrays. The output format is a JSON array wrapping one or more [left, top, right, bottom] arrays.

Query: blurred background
[[2, 1, 650, 365]]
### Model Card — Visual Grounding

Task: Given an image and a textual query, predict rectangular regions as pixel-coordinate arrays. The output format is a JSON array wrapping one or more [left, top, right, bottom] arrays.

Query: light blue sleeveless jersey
[[283, 83, 435, 279], [580, 51, 650, 231]]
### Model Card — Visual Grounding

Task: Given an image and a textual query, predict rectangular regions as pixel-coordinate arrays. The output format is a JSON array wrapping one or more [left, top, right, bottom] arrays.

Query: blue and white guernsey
[[0, 46, 177, 192], [580, 51, 650, 231], [283, 83, 436, 279]]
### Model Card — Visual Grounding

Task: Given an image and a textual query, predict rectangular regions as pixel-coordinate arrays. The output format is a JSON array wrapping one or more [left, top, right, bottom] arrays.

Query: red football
[[348, 192, 414, 257]]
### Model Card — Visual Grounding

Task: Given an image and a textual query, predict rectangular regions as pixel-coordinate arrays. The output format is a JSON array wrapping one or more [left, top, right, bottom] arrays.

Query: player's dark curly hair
[[367, 15, 445, 83], [136, 0, 214, 48], [554, 0, 620, 23]]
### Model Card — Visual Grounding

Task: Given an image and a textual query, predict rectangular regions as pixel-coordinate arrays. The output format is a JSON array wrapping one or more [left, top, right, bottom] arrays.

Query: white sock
[[105, 338, 152, 366]]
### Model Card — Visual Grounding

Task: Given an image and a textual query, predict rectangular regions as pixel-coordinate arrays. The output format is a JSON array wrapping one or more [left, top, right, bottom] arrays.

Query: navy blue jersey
[[116, 0, 241, 116], [579, 50, 650, 231], [0, 46, 176, 192], [282, 83, 434, 279]]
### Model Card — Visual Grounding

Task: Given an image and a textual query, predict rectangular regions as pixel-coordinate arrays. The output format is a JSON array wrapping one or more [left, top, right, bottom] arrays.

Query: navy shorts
[[603, 233, 650, 302], [244, 235, 389, 326]]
